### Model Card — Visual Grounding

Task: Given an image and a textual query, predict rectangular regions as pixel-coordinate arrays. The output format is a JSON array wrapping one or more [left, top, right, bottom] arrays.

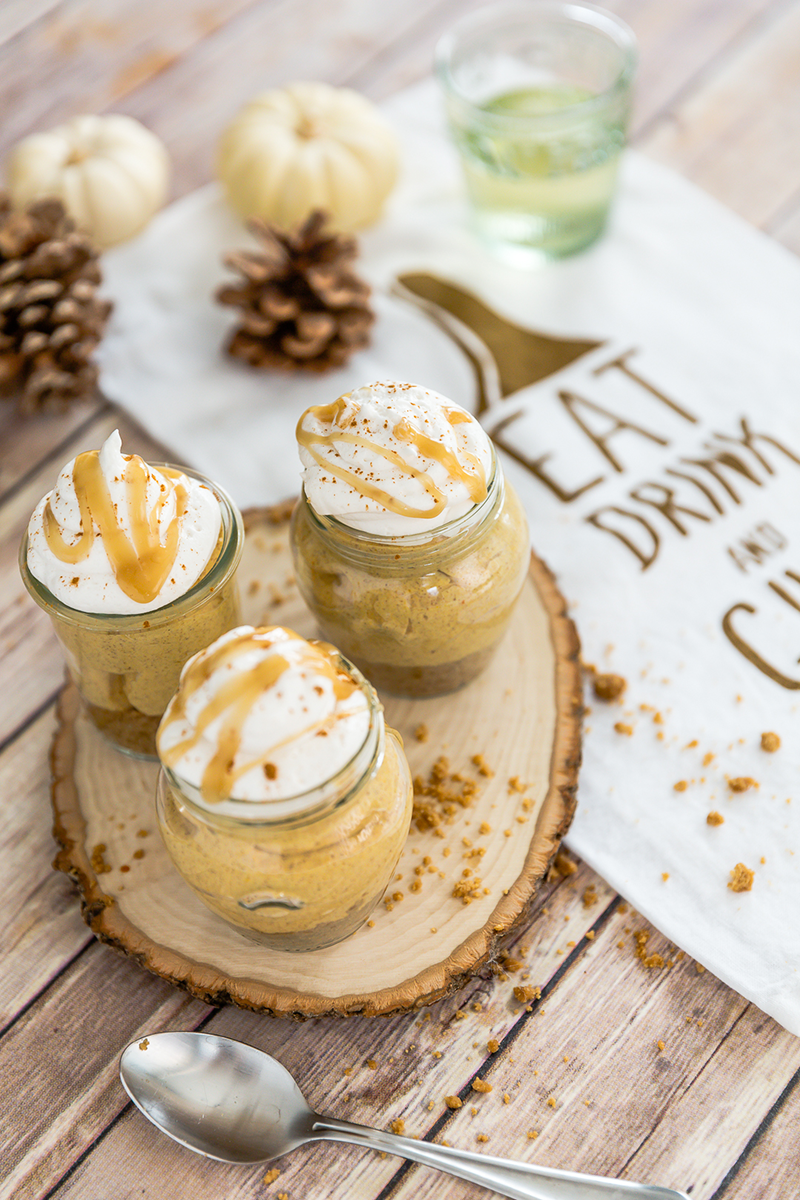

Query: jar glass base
[[85, 699, 160, 760], [205, 894, 383, 953], [347, 641, 499, 699]]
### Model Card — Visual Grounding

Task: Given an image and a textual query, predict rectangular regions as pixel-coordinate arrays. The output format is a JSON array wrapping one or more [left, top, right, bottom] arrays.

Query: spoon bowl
[[121, 1031, 692, 1200], [120, 1031, 314, 1162]]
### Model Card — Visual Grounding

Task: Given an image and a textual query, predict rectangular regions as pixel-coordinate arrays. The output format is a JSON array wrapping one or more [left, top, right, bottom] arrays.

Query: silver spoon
[[120, 1031, 690, 1200]]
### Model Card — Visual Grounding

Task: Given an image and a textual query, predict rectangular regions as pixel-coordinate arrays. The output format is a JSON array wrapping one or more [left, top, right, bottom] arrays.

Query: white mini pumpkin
[[7, 114, 170, 248], [217, 81, 399, 232]]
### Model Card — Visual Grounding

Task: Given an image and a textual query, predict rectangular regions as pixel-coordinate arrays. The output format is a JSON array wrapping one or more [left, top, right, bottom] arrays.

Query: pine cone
[[216, 210, 374, 372], [0, 193, 112, 413]]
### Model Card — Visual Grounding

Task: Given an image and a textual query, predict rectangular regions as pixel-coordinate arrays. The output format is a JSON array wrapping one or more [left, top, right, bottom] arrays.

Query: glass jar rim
[[159, 650, 386, 825], [19, 465, 244, 630], [436, 1, 637, 127]]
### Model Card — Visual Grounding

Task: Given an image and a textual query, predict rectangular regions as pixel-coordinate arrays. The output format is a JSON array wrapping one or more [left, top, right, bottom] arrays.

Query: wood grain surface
[[1, 2, 799, 1198]]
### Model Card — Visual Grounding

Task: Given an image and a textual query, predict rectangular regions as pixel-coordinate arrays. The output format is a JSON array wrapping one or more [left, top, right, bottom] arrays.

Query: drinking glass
[[436, 1, 637, 262]]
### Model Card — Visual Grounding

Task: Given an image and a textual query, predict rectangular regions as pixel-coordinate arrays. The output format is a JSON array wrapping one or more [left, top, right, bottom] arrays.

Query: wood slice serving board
[[51, 504, 582, 1018]]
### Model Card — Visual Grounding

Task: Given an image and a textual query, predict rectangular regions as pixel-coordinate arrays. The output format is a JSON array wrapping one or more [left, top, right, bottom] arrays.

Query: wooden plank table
[[2, 2, 799, 1196]]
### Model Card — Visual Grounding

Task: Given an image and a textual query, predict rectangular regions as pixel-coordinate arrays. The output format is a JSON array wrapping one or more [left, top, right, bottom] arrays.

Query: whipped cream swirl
[[296, 380, 493, 536], [26, 430, 222, 615], [157, 625, 372, 805]]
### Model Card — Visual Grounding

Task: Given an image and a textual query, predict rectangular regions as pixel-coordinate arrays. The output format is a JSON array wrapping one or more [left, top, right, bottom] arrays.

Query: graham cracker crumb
[[662, 872, 670, 882], [487, 1039, 500, 1053], [471, 753, 494, 777], [703, 752, 715, 767], [263, 1168, 280, 1185], [728, 863, 754, 892], [586, 930, 596, 940], [513, 984, 540, 1003], [707, 811, 724, 826], [444, 1095, 462, 1109], [547, 1097, 557, 1108], [414, 723, 429, 743], [761, 731, 780, 752], [90, 844, 111, 874], [582, 886, 598, 908], [527, 1130, 539, 1139], [657, 1040, 665, 1052], [390, 1119, 405, 1135], [508, 775, 525, 793], [553, 851, 577, 877], [593, 672, 627, 701], [412, 755, 480, 832], [477, 1133, 489, 1142], [673, 780, 688, 793], [453, 875, 484, 903], [472, 1079, 492, 1093], [634, 930, 664, 969], [614, 722, 634, 736], [696, 963, 706, 973], [728, 776, 758, 793], [367, 1059, 377, 1070]]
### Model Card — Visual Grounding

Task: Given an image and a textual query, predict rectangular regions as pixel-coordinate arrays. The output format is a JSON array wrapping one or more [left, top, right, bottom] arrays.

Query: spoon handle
[[312, 1117, 690, 1200]]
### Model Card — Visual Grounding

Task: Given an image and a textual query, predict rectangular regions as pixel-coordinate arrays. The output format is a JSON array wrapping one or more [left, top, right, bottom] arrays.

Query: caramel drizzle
[[160, 629, 358, 803], [297, 396, 487, 521], [43, 450, 189, 605]]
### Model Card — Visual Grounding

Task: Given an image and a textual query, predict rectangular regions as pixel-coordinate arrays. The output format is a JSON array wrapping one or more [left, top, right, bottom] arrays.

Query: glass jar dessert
[[20, 431, 243, 758], [155, 625, 413, 951], [291, 381, 529, 697]]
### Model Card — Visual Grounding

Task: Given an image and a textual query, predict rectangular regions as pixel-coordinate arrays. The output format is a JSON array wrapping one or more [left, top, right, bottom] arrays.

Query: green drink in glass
[[437, 3, 637, 263]]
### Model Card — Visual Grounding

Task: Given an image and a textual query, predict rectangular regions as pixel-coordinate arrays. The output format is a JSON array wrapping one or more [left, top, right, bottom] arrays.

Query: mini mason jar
[[155, 668, 412, 952], [19, 468, 243, 759], [290, 450, 529, 698]]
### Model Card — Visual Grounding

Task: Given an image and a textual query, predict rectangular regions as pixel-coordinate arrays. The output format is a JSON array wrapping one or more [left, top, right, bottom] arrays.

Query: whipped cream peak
[[296, 380, 493, 536], [157, 625, 373, 806], [26, 430, 222, 614]]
